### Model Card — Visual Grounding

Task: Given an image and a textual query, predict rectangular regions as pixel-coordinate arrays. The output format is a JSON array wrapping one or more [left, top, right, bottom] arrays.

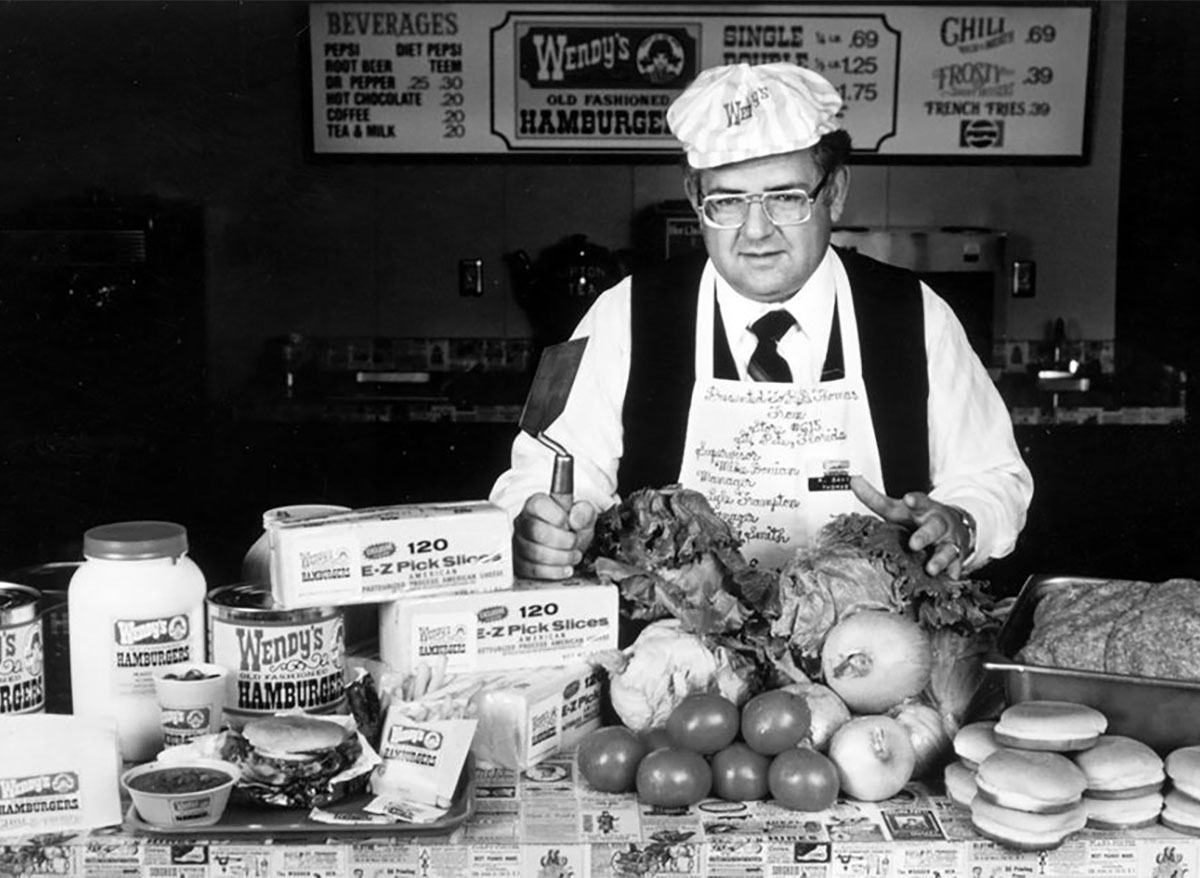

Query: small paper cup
[[152, 662, 230, 746], [121, 759, 240, 827]]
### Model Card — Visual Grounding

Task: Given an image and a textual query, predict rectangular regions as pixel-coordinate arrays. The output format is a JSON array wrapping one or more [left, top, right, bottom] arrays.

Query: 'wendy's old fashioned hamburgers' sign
[[308, 2, 1096, 161]]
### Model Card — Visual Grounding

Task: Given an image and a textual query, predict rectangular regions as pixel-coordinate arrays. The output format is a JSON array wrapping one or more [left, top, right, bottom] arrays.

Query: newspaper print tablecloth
[[3, 751, 1197, 878]]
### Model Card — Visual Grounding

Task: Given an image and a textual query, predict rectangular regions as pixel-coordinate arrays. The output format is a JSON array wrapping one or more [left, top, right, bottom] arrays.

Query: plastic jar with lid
[[68, 521, 206, 762]]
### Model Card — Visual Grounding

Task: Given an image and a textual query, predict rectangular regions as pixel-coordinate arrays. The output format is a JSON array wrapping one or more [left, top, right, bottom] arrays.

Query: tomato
[[665, 693, 739, 755], [576, 726, 647, 794], [741, 690, 812, 756], [710, 743, 770, 802], [636, 747, 713, 808], [768, 747, 840, 812], [639, 727, 673, 753]]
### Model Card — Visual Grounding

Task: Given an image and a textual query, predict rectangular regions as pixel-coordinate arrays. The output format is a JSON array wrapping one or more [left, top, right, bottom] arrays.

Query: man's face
[[687, 149, 848, 303]]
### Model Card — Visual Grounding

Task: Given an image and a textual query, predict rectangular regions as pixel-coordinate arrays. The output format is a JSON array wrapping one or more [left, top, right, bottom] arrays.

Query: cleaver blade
[[518, 337, 589, 509]]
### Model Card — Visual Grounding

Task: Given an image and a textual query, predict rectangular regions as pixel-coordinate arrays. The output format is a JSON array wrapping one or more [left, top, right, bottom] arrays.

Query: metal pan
[[985, 573, 1200, 753]]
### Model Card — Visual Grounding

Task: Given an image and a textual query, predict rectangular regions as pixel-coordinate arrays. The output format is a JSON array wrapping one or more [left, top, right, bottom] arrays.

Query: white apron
[[677, 265, 885, 570]]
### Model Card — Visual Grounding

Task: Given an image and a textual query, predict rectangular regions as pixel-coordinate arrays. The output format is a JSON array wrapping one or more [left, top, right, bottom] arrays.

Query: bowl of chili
[[121, 759, 240, 827]]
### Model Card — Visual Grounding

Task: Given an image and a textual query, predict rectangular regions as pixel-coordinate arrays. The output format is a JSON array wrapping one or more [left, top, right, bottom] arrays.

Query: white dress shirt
[[490, 248, 1033, 567]]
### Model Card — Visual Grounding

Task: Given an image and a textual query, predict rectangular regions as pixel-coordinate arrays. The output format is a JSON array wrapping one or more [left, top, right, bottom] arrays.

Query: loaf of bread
[[1017, 578, 1200, 681]]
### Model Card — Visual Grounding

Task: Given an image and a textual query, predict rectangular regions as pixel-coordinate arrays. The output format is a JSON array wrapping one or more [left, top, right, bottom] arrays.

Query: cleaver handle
[[549, 453, 574, 511]]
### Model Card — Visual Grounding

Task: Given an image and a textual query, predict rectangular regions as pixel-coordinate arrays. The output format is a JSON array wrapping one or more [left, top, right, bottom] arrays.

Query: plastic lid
[[82, 521, 189, 560]]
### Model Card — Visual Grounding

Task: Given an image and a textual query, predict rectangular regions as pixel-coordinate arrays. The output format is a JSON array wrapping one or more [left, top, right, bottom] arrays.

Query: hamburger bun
[[993, 700, 1107, 751], [975, 749, 1087, 813], [1166, 745, 1200, 799], [243, 715, 348, 754], [1071, 734, 1164, 798], [953, 721, 1001, 770], [1083, 790, 1163, 830], [1162, 788, 1200, 836], [943, 760, 978, 810], [970, 796, 1086, 851]]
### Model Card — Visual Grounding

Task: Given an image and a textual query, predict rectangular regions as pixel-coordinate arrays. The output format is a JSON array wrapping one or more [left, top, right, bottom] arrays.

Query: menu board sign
[[310, 2, 1095, 160]]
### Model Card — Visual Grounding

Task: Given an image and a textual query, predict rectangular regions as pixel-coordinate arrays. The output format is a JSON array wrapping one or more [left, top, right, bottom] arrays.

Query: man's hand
[[512, 493, 597, 580], [850, 476, 972, 579]]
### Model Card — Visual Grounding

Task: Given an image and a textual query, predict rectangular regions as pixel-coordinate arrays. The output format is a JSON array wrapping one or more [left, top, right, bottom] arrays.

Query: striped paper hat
[[667, 62, 843, 169]]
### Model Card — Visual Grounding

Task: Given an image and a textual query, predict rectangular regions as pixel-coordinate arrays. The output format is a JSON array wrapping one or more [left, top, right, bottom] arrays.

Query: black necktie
[[747, 310, 796, 382]]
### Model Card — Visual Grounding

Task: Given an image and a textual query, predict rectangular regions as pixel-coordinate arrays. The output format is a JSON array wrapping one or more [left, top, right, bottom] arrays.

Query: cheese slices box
[[268, 501, 512, 609], [464, 662, 603, 771], [378, 578, 620, 675]]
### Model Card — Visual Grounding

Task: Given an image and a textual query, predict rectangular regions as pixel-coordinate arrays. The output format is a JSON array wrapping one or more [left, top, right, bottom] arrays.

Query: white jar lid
[[83, 521, 189, 560]]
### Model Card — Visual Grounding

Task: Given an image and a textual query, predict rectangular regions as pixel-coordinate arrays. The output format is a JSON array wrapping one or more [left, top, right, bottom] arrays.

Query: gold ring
[[945, 542, 962, 557]]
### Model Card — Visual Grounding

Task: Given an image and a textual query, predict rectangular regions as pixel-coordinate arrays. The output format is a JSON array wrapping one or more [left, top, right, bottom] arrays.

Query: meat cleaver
[[519, 337, 589, 510]]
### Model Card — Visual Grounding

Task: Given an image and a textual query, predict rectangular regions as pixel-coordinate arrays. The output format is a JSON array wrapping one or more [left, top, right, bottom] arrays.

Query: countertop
[[4, 754, 1195, 878]]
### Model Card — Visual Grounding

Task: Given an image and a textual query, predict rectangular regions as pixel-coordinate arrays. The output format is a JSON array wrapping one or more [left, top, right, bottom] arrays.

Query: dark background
[[0, 2, 1195, 596]]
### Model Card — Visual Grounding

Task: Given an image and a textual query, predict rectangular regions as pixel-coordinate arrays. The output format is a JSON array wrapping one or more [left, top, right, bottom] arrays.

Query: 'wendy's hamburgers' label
[[0, 585, 44, 715], [206, 584, 345, 728]]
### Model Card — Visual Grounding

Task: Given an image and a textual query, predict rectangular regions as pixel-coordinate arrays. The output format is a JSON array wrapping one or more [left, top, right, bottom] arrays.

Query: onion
[[783, 681, 852, 752], [820, 611, 933, 714], [889, 701, 952, 779], [828, 715, 916, 802]]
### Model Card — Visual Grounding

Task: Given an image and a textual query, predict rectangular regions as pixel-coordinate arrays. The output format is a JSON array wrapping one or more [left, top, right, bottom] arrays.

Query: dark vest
[[617, 246, 930, 498]]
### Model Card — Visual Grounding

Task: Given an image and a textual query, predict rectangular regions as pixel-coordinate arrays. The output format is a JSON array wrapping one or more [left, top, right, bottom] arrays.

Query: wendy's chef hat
[[667, 62, 843, 169]]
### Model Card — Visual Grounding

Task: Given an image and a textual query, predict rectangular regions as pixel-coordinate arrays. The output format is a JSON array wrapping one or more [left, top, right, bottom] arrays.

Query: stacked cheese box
[[266, 501, 619, 771]]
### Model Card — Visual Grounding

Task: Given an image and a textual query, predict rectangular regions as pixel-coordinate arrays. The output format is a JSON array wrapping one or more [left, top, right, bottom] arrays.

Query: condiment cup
[[152, 662, 230, 747], [121, 759, 240, 827]]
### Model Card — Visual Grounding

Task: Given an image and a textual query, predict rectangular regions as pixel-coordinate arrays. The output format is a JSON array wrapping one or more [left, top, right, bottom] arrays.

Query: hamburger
[[970, 749, 1089, 850], [1072, 734, 1165, 798], [992, 700, 1107, 752], [1162, 745, 1200, 835], [222, 715, 365, 808], [974, 749, 1087, 814]]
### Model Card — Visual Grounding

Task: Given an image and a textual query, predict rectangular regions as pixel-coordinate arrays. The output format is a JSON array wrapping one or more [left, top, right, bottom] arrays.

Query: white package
[[0, 715, 122, 838], [467, 662, 603, 771], [379, 579, 619, 675], [269, 501, 512, 609]]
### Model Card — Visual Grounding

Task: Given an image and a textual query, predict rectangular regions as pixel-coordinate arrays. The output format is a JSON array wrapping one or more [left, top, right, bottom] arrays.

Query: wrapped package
[[467, 663, 602, 771], [0, 715, 123, 838], [268, 501, 512, 609], [379, 579, 619, 675]]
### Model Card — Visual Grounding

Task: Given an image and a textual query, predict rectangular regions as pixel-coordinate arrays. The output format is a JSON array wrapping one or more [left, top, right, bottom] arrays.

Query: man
[[490, 62, 1032, 581]]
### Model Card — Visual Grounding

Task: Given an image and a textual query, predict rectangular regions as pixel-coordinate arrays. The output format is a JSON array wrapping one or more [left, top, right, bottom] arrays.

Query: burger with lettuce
[[221, 714, 366, 808]]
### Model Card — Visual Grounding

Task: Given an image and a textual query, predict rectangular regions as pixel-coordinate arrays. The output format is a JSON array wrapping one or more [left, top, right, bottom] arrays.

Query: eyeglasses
[[698, 168, 832, 230]]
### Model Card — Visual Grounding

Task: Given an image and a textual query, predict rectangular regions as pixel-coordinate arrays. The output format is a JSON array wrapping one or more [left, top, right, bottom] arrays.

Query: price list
[[311, 6, 476, 152], [309, 3, 1094, 160], [696, 15, 902, 153]]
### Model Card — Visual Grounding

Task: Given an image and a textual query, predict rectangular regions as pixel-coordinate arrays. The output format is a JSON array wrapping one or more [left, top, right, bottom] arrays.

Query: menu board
[[310, 2, 1095, 160]]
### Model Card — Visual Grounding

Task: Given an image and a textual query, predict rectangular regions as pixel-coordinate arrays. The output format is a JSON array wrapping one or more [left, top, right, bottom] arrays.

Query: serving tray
[[123, 756, 475, 838], [984, 573, 1200, 754]]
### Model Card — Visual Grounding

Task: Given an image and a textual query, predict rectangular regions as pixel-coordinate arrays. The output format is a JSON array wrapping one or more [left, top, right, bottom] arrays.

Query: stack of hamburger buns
[[1163, 747, 1200, 835], [943, 720, 1000, 809], [944, 700, 1175, 849], [1072, 734, 1165, 830]]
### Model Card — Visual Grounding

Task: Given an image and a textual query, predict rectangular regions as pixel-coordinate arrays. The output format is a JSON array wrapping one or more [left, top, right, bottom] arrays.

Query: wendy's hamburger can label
[[0, 584, 45, 715], [205, 584, 345, 728]]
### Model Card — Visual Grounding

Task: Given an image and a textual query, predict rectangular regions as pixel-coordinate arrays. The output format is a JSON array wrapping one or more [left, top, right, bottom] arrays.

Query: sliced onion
[[820, 611, 933, 714], [828, 715, 916, 802]]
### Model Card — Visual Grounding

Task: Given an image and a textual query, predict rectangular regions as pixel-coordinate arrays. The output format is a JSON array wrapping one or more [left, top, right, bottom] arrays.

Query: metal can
[[0, 583, 45, 715], [5, 562, 79, 714], [205, 583, 346, 728]]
